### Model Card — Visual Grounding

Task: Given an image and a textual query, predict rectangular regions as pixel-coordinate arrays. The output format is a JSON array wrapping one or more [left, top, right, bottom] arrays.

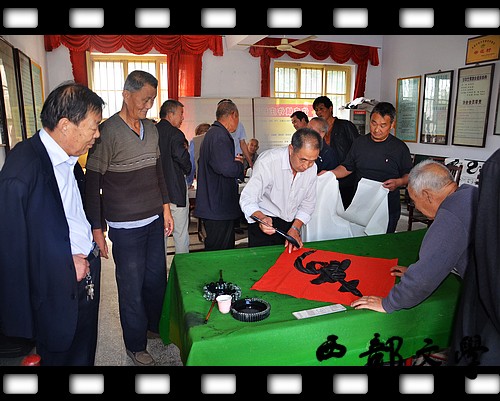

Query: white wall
[[202, 35, 383, 122], [201, 46, 261, 98], [3, 34, 499, 162], [3, 35, 46, 69], [45, 45, 74, 91], [2, 35, 49, 96], [381, 35, 500, 162]]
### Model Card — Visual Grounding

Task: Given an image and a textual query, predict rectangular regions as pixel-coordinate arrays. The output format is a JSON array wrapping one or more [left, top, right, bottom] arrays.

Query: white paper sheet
[[301, 173, 389, 242]]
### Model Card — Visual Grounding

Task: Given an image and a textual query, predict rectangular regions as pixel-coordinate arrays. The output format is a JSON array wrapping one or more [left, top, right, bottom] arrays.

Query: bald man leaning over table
[[351, 160, 478, 313]]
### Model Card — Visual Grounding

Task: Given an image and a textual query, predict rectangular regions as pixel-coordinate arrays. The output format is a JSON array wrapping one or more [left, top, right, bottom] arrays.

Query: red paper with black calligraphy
[[251, 248, 397, 305]]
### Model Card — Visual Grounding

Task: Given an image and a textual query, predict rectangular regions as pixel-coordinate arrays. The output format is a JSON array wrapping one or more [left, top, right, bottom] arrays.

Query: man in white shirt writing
[[239, 128, 321, 254]]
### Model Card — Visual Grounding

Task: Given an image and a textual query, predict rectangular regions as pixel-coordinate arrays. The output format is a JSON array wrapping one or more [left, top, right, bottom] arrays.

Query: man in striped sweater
[[85, 70, 173, 366]]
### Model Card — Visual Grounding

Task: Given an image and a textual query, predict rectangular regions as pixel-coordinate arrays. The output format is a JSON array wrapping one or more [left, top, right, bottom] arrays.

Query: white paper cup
[[216, 294, 232, 314]]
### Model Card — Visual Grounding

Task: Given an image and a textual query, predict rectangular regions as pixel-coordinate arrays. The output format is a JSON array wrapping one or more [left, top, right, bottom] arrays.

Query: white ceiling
[[224, 35, 384, 51]]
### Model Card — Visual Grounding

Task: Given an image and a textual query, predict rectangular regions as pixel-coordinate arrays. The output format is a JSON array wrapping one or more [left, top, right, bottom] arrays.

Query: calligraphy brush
[[204, 299, 217, 324], [251, 215, 300, 248], [204, 269, 224, 324]]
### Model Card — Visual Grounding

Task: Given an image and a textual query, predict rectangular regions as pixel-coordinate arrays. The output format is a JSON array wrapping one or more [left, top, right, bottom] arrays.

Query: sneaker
[[126, 349, 155, 366]]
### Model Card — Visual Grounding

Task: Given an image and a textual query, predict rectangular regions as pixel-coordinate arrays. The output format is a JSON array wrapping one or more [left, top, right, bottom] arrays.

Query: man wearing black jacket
[[0, 82, 105, 365], [450, 149, 500, 366], [313, 96, 360, 208], [194, 99, 244, 251], [157, 100, 192, 254]]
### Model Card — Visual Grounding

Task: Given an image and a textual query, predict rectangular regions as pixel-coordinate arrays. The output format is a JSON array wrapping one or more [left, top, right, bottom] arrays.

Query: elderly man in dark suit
[[157, 99, 192, 254], [0, 82, 105, 365], [194, 99, 244, 251]]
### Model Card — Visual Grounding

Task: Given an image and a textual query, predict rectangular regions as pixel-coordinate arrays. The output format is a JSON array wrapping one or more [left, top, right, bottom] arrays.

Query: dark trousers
[[387, 193, 401, 233], [248, 217, 293, 248], [38, 256, 101, 366], [108, 217, 167, 352], [203, 219, 235, 251], [339, 184, 356, 210]]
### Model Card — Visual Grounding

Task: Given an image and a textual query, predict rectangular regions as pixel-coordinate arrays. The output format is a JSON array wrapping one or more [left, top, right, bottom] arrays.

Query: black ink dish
[[231, 298, 271, 322]]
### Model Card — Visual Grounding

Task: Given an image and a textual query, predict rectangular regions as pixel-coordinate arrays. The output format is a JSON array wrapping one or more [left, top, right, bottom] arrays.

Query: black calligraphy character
[[465, 160, 482, 185], [455, 335, 489, 367], [385, 336, 404, 366], [316, 335, 347, 362], [359, 333, 389, 366], [413, 338, 442, 366], [294, 250, 362, 296]]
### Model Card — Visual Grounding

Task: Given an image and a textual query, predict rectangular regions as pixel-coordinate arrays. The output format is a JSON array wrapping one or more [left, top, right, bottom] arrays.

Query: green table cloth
[[159, 230, 462, 366]]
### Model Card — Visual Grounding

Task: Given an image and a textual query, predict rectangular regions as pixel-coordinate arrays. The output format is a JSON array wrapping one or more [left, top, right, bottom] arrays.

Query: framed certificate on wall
[[420, 70, 453, 145], [494, 88, 500, 136], [452, 63, 495, 148], [15, 49, 37, 139], [31, 61, 44, 132], [0, 37, 24, 150], [395, 75, 421, 142]]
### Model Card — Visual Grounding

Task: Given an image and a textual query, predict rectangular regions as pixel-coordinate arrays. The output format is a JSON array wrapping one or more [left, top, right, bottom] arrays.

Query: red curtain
[[44, 35, 223, 98], [248, 38, 379, 98]]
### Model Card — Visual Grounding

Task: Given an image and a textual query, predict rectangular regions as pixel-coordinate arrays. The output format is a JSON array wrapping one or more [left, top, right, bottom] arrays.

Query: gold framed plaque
[[466, 35, 500, 65]]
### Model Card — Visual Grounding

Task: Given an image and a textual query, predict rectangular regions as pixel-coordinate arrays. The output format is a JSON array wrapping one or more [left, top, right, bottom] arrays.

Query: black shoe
[[0, 334, 35, 358]]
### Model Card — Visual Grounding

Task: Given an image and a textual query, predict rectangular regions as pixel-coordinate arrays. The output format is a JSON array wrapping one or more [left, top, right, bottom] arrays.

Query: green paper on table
[[251, 247, 397, 305]]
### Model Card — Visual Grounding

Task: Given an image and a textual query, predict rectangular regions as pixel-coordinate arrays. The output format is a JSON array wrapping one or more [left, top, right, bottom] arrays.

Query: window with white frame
[[87, 53, 168, 121], [273, 62, 352, 113]]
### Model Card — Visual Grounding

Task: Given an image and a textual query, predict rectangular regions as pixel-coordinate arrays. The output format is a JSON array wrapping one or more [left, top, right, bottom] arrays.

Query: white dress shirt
[[239, 146, 317, 225], [40, 129, 93, 255]]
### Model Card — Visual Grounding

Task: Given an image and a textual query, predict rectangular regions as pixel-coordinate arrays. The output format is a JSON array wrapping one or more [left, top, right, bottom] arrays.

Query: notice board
[[179, 97, 253, 143], [179, 97, 317, 153]]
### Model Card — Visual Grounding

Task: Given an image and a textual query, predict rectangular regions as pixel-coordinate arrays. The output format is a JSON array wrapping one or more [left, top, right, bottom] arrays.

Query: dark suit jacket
[[450, 148, 500, 366], [316, 138, 339, 172], [0, 133, 80, 352], [194, 121, 244, 220], [157, 119, 192, 207]]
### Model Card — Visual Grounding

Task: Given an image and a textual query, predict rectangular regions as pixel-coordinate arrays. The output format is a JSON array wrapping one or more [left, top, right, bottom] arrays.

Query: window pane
[[326, 70, 348, 114], [300, 68, 322, 98], [90, 54, 167, 121], [92, 61, 124, 119], [274, 62, 350, 105], [127, 61, 158, 119], [275, 67, 297, 98], [326, 70, 346, 94], [159, 62, 168, 106]]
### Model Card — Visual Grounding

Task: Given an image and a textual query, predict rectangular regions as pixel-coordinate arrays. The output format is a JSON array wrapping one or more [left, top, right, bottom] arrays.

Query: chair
[[407, 163, 463, 231]]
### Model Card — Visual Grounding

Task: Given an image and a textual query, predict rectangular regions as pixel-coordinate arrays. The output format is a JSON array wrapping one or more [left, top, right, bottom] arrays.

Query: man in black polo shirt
[[325, 102, 413, 233]]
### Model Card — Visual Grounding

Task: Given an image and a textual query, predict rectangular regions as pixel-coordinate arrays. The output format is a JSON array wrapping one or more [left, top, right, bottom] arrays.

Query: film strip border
[[1, 6, 499, 399], [0, 7, 499, 34], [2, 367, 500, 397]]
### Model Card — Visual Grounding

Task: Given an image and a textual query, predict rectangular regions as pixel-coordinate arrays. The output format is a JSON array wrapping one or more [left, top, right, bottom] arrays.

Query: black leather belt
[[86, 242, 100, 263]]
